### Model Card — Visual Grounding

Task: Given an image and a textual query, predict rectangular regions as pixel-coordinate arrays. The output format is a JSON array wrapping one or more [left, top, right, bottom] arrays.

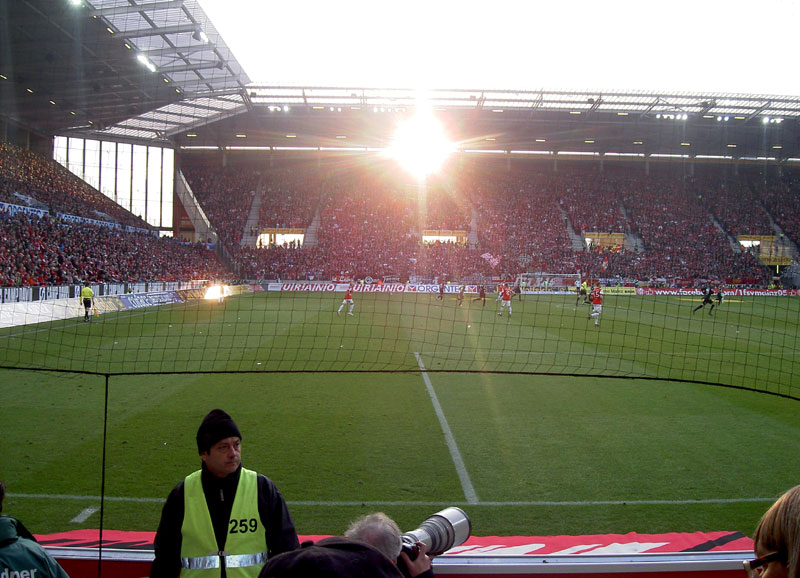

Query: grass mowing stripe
[[415, 352, 479, 504], [9, 493, 778, 507]]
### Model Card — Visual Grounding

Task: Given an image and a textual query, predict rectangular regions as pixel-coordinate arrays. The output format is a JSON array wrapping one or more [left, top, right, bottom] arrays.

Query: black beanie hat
[[196, 409, 242, 454]]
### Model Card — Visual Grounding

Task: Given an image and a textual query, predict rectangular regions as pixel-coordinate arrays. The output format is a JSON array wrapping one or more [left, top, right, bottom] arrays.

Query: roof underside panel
[[0, 0, 249, 143]]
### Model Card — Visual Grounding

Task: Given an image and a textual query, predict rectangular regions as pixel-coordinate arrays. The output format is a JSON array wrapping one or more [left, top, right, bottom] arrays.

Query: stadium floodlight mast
[[386, 94, 454, 180]]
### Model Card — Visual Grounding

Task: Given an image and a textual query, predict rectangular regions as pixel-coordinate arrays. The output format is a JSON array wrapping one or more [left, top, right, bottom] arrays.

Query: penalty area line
[[415, 352, 479, 505]]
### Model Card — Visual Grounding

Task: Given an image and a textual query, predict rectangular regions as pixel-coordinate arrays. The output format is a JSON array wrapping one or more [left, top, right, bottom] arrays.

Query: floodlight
[[192, 29, 210, 43], [136, 54, 157, 72]]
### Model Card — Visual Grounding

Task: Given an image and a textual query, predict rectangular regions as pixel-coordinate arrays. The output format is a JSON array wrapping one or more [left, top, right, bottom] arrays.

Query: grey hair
[[344, 512, 403, 561]]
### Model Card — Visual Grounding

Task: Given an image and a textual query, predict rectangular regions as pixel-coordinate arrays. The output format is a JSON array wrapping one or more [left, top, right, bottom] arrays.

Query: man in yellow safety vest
[[151, 410, 299, 578]]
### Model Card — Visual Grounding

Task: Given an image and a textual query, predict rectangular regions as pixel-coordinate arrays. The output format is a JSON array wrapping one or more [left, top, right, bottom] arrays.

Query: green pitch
[[1, 291, 799, 538]]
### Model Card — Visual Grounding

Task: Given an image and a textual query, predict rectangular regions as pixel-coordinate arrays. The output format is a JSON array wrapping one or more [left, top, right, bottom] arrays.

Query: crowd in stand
[[258, 166, 320, 229], [0, 141, 149, 229], [0, 209, 225, 286], [4, 137, 800, 288], [182, 164, 260, 247], [750, 172, 800, 244], [227, 160, 779, 285], [0, 142, 225, 287]]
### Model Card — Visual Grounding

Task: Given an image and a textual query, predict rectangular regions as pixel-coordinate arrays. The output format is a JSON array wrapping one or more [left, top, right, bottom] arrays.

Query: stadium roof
[[2, 0, 800, 160], [1, 0, 249, 141]]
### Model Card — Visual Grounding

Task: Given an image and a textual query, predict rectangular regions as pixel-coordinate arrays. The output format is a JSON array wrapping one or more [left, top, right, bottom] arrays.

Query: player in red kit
[[588, 283, 603, 327], [497, 284, 513, 317], [337, 285, 355, 316]]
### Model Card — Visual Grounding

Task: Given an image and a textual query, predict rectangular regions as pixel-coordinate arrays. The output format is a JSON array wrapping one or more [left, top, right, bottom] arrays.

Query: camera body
[[399, 537, 421, 561], [397, 507, 471, 571]]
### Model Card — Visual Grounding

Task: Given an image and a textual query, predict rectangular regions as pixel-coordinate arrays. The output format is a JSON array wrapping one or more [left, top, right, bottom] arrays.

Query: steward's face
[[201, 436, 241, 478]]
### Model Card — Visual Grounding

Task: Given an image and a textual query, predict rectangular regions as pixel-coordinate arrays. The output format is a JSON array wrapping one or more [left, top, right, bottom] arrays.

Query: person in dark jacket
[[0, 481, 70, 578], [150, 409, 299, 578]]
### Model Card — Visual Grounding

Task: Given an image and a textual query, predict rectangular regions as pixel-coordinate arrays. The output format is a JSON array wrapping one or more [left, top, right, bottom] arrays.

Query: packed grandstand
[[2, 139, 799, 290]]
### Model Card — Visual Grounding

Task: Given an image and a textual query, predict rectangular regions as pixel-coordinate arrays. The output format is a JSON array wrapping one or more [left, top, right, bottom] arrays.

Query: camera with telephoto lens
[[398, 507, 471, 569]]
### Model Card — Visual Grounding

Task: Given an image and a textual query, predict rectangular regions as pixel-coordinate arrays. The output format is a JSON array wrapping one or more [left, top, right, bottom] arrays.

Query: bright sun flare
[[387, 111, 454, 180]]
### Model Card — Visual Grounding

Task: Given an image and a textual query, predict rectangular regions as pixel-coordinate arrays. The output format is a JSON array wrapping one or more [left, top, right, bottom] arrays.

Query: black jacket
[[150, 464, 299, 578]]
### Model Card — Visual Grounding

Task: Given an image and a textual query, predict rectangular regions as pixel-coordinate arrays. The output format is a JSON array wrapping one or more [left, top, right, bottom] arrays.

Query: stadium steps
[[624, 233, 645, 253], [303, 208, 321, 248], [175, 171, 217, 244], [709, 213, 741, 252], [240, 189, 262, 248], [468, 207, 479, 246], [620, 206, 644, 253], [560, 208, 585, 251], [760, 199, 800, 259]]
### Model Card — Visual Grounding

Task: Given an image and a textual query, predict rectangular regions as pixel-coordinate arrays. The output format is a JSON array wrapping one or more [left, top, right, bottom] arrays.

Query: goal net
[[515, 272, 580, 293]]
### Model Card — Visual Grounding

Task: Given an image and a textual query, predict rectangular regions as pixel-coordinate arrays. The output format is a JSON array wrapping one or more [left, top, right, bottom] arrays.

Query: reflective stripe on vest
[[181, 552, 269, 570], [180, 468, 267, 578]]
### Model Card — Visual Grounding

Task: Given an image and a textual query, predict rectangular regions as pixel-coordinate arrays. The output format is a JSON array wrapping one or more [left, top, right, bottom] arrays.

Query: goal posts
[[515, 272, 580, 294]]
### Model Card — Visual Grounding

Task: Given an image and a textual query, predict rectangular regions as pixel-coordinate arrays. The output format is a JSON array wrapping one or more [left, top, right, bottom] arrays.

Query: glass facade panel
[[53, 136, 68, 166], [146, 147, 162, 227], [52, 136, 174, 231], [100, 141, 117, 199], [131, 145, 147, 220], [161, 149, 174, 228], [116, 143, 132, 212], [67, 138, 84, 179], [84, 139, 101, 190]]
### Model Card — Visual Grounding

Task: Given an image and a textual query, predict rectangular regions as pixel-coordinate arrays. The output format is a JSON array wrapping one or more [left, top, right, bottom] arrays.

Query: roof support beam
[[90, 0, 184, 17], [140, 44, 211, 57], [745, 100, 772, 122], [159, 61, 225, 74], [118, 24, 199, 39]]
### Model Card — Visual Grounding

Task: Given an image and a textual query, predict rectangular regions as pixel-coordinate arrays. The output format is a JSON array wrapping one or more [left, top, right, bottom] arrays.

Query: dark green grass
[[1, 292, 798, 396], [0, 292, 799, 538]]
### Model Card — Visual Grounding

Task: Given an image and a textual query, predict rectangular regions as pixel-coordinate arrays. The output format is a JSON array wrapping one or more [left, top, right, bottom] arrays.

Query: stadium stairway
[[556, 204, 586, 250], [175, 171, 216, 244], [240, 188, 263, 248], [468, 206, 479, 246], [760, 199, 800, 260], [303, 208, 321, 248], [709, 213, 742, 252]]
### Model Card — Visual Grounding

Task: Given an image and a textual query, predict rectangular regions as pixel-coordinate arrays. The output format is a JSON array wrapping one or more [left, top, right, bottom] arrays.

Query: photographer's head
[[344, 512, 402, 561], [344, 512, 433, 578], [749, 485, 800, 578]]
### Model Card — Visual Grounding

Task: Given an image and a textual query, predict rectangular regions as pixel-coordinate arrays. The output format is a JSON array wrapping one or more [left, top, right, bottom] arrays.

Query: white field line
[[70, 507, 98, 523], [415, 350, 800, 358], [8, 493, 777, 507], [415, 352, 479, 504]]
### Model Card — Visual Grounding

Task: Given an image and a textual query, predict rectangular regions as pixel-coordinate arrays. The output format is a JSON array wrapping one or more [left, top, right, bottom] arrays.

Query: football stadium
[[2, 1, 800, 577]]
